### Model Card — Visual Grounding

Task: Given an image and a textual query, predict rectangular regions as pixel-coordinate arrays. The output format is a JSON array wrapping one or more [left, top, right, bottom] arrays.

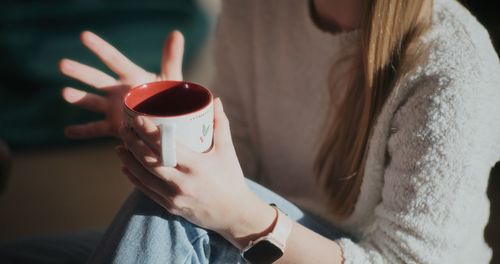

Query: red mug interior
[[124, 81, 212, 117]]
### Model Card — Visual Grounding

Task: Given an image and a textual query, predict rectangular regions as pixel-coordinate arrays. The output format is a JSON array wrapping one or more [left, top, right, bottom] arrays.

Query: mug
[[123, 80, 214, 167]]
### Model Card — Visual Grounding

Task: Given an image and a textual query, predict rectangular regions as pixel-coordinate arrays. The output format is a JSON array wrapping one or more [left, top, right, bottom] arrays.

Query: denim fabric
[[87, 179, 348, 263]]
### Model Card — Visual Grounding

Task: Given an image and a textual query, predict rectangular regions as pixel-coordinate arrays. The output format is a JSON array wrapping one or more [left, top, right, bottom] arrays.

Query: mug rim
[[124, 80, 213, 118]]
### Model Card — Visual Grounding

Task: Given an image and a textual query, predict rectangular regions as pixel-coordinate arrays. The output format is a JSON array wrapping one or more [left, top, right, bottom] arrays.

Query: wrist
[[220, 192, 277, 249]]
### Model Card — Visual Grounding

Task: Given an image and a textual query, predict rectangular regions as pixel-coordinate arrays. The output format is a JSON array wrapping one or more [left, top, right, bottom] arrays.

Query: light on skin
[[224, 2, 365, 263], [61, 87, 86, 103], [59, 1, 365, 262]]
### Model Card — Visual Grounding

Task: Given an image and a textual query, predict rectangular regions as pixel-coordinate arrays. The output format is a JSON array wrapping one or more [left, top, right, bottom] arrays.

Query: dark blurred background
[[0, 0, 499, 263], [0, 0, 216, 251], [0, 0, 209, 149]]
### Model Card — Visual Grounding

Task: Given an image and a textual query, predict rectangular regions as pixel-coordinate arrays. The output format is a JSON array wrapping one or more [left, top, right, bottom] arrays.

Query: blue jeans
[[0, 179, 347, 263], [87, 179, 347, 263]]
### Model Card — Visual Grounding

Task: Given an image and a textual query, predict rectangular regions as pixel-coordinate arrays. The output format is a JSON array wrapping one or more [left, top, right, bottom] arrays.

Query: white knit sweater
[[212, 0, 500, 263]]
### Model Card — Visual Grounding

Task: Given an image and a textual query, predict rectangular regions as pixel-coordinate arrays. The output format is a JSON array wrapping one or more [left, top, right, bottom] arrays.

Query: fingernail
[[144, 156, 157, 163], [63, 88, 86, 103], [82, 31, 95, 44], [60, 59, 72, 71]]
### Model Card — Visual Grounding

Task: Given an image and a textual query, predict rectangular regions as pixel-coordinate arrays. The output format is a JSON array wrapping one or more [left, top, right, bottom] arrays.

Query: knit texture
[[212, 0, 500, 262]]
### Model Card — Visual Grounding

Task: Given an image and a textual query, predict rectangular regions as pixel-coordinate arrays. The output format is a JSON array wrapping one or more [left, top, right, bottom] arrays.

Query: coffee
[[133, 83, 210, 116]]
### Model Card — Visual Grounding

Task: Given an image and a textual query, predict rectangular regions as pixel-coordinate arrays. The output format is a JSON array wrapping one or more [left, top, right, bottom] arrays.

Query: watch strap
[[269, 204, 292, 249], [241, 203, 293, 263]]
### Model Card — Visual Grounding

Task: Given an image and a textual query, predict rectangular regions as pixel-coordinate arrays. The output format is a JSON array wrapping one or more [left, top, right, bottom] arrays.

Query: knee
[[125, 189, 209, 243]]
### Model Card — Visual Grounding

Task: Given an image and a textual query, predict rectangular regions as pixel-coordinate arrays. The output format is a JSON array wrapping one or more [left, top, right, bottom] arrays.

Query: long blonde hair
[[315, 0, 433, 219]]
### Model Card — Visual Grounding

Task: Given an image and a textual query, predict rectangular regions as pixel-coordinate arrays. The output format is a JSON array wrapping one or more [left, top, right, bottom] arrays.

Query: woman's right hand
[[60, 30, 185, 139]]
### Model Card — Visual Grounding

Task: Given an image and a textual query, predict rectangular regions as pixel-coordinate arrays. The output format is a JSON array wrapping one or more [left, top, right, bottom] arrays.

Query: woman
[[57, 0, 499, 263]]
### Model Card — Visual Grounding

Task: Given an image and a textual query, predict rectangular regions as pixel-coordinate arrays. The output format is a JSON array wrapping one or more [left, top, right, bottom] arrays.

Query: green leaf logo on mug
[[202, 124, 210, 137]]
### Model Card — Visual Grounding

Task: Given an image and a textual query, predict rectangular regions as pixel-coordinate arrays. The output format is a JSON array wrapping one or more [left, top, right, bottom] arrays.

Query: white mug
[[123, 81, 214, 167]]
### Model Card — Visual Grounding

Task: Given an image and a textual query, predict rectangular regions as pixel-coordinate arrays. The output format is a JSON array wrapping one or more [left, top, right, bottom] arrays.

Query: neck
[[311, 0, 364, 33]]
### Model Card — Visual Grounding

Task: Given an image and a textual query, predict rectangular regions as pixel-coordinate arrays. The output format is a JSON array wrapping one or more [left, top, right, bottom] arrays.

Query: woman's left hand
[[116, 98, 276, 248]]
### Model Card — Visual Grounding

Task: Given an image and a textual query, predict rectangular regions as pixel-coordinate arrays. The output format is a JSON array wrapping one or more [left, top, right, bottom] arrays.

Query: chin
[[308, 0, 352, 34]]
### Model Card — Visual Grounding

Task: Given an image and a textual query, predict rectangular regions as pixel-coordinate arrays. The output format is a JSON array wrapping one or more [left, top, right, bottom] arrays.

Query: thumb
[[213, 98, 232, 151], [160, 30, 184, 81]]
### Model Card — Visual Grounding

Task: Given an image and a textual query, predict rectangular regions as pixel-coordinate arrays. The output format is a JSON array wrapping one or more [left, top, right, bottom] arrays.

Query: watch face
[[243, 240, 283, 263]]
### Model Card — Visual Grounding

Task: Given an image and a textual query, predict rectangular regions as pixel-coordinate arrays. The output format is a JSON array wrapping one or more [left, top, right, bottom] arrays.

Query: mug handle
[[160, 123, 177, 167]]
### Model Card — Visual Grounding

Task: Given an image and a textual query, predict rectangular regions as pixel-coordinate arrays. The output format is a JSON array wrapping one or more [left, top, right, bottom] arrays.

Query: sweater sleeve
[[336, 69, 498, 263], [211, 0, 259, 180]]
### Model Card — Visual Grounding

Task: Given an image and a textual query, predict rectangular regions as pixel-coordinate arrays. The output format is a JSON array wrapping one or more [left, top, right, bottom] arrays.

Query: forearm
[[219, 193, 343, 264], [277, 222, 343, 264]]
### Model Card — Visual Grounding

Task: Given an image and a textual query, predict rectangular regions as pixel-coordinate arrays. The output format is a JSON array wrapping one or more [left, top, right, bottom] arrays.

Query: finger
[[175, 141, 198, 167], [62, 87, 108, 113], [122, 167, 175, 211], [59, 59, 116, 88], [131, 116, 195, 164], [120, 162, 177, 199], [122, 128, 162, 167], [132, 116, 161, 155], [213, 98, 233, 150], [123, 126, 194, 173], [116, 144, 181, 184], [160, 30, 184, 80], [64, 120, 112, 139], [81, 31, 148, 79]]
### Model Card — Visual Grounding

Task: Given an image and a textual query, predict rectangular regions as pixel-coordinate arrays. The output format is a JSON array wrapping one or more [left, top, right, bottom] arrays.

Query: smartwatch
[[241, 204, 292, 264]]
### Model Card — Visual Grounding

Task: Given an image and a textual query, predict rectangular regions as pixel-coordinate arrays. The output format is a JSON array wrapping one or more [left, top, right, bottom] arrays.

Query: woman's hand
[[116, 98, 276, 248], [59, 30, 184, 138]]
